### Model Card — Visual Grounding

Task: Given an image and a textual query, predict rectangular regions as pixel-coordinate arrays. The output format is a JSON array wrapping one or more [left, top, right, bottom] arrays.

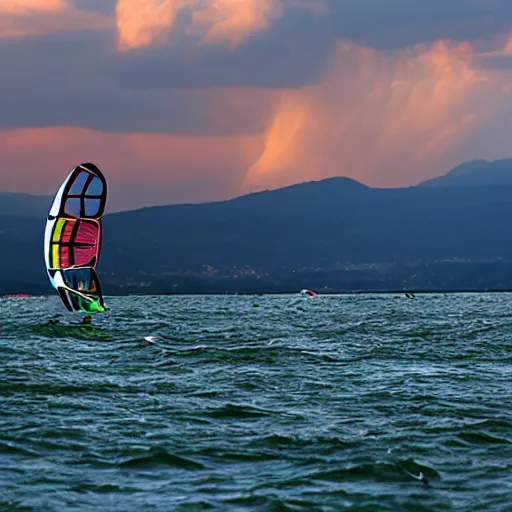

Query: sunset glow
[[1, 0, 512, 209], [0, 0, 109, 39], [192, 0, 282, 48], [116, 0, 177, 50]]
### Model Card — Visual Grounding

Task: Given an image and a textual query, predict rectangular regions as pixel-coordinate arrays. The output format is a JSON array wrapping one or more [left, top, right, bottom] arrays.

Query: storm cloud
[[1, 0, 512, 210], [327, 0, 512, 50]]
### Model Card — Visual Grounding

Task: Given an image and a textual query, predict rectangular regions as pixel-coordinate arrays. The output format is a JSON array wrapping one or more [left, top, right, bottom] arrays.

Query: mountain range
[[419, 159, 512, 187], [2, 158, 512, 294]]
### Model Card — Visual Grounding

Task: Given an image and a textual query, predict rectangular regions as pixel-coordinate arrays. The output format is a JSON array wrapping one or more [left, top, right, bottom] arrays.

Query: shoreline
[[2, 288, 512, 297]]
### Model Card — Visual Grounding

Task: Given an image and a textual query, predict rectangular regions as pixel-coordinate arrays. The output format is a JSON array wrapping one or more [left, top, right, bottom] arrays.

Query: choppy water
[[1, 293, 511, 511]]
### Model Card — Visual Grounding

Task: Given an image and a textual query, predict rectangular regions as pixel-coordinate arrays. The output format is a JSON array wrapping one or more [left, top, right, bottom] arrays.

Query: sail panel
[[47, 163, 107, 221], [74, 245, 97, 268], [86, 177, 103, 195], [64, 268, 103, 304], [49, 268, 104, 313], [76, 221, 98, 244], [48, 218, 100, 270], [69, 171, 89, 195], [64, 198, 81, 217], [84, 198, 102, 217]]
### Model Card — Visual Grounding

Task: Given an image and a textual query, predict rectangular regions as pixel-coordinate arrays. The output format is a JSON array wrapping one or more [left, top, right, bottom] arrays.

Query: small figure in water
[[81, 315, 93, 326]]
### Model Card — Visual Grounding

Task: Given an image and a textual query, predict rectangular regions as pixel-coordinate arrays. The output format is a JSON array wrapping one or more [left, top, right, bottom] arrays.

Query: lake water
[[1, 294, 511, 511]]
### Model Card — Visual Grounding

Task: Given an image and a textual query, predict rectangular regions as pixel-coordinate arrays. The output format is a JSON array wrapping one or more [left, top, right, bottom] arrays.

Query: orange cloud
[[3, 0, 64, 13], [191, 0, 282, 49], [3, 20, 512, 210], [2, 38, 511, 211], [244, 38, 506, 191], [505, 32, 512, 53], [0, 127, 261, 210], [0, 0, 110, 39], [115, 0, 284, 51], [116, 0, 178, 51]]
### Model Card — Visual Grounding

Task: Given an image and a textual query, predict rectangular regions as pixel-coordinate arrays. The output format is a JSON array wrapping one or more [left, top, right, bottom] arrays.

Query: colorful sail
[[44, 163, 107, 313]]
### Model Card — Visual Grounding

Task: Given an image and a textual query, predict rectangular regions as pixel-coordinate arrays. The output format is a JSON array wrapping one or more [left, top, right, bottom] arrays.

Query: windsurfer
[[45, 164, 107, 315]]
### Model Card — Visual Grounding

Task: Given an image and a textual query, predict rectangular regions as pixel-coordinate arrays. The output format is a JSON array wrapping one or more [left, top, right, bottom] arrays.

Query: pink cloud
[[0, 0, 110, 39], [0, 127, 261, 210]]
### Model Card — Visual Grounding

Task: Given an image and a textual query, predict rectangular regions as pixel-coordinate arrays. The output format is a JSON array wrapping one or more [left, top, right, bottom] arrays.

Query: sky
[[2, 0, 512, 210]]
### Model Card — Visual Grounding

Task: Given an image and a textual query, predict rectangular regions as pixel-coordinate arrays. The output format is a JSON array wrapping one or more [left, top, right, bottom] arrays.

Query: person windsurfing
[[44, 163, 107, 317]]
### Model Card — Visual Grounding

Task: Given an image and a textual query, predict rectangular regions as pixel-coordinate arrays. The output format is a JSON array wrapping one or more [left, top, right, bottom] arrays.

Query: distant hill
[[0, 192, 50, 218], [101, 177, 512, 280], [419, 159, 512, 187], [2, 172, 512, 294]]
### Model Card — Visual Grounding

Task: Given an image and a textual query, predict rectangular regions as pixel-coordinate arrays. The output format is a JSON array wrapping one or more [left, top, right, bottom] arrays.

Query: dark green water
[[1, 294, 511, 511]]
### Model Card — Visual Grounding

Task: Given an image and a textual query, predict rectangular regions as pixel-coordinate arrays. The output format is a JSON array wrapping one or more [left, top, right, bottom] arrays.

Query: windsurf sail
[[44, 163, 107, 313], [300, 289, 318, 297]]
